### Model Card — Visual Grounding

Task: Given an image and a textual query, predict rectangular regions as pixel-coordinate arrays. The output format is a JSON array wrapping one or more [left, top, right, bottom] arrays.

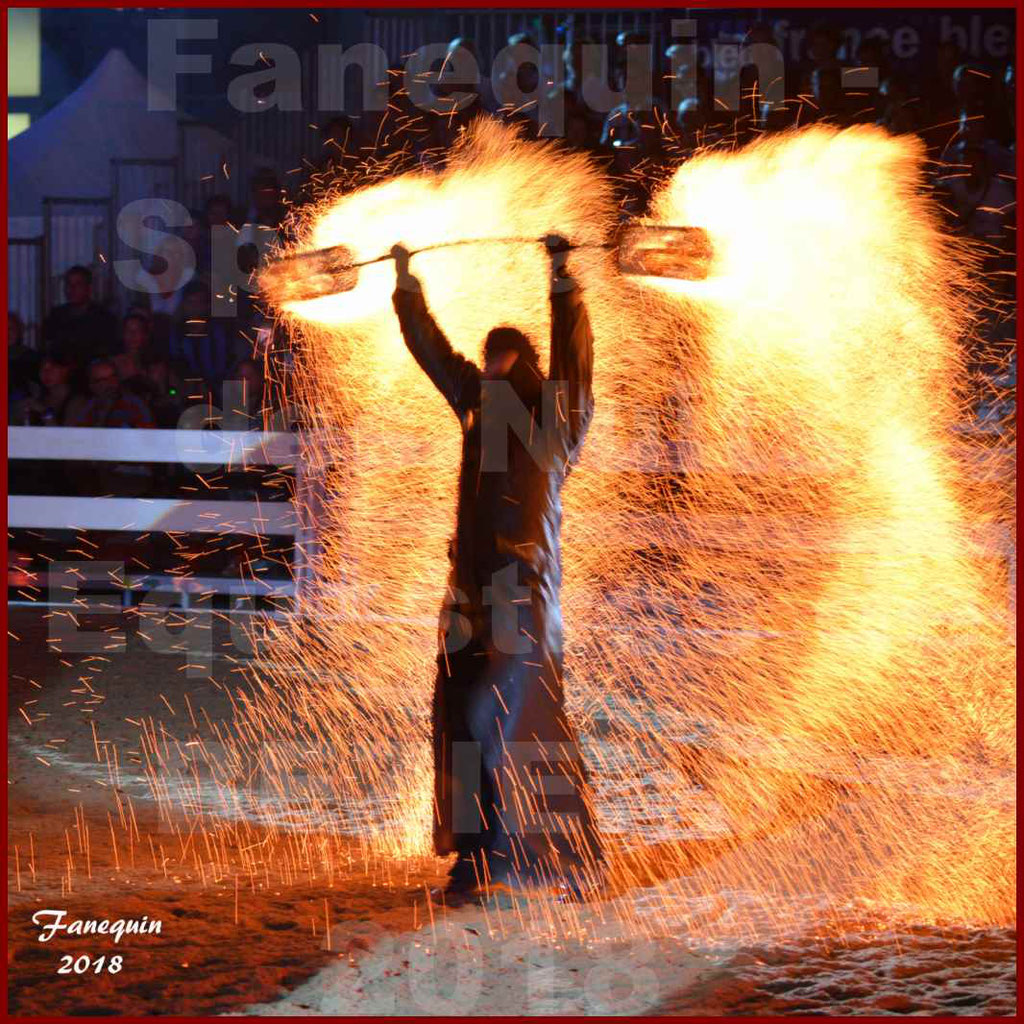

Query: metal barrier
[[8, 427, 301, 610], [8, 426, 1014, 620]]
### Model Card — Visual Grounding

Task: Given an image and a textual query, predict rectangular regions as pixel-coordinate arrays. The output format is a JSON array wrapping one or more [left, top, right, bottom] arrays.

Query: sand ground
[[6, 607, 714, 1016], [7, 607, 1016, 1016]]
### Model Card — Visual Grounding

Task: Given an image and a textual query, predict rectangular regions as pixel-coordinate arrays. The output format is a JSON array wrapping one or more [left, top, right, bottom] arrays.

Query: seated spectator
[[168, 281, 245, 400], [236, 169, 285, 285], [139, 230, 195, 352], [299, 118, 360, 203], [844, 37, 888, 125], [205, 193, 235, 230], [41, 264, 118, 365], [600, 102, 664, 157], [417, 111, 461, 169], [805, 20, 842, 74], [493, 33, 542, 140], [7, 312, 40, 408], [808, 66, 853, 126], [597, 32, 665, 157], [119, 351, 187, 429], [954, 62, 1013, 147], [320, 115, 356, 167], [853, 34, 891, 93], [564, 107, 593, 152], [69, 357, 155, 429], [940, 108, 1014, 175], [953, 63, 993, 117], [734, 24, 777, 139], [547, 32, 605, 141], [935, 140, 1016, 248], [790, 20, 841, 105], [736, 61, 764, 141], [612, 30, 650, 94], [762, 97, 802, 133], [446, 37, 494, 114], [138, 356, 189, 429], [233, 238, 274, 339], [113, 312, 155, 384], [670, 98, 708, 158], [599, 104, 665, 217], [877, 75, 919, 136], [10, 348, 85, 426], [246, 167, 285, 231], [64, 358, 156, 497], [197, 194, 235, 278]]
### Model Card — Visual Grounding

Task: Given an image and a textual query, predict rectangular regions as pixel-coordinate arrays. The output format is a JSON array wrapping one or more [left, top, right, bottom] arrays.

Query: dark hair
[[484, 326, 538, 366], [808, 20, 841, 47], [142, 350, 169, 371], [813, 66, 843, 91], [323, 114, 353, 138], [65, 264, 92, 285], [123, 312, 150, 332], [251, 167, 279, 190], [41, 346, 74, 368]]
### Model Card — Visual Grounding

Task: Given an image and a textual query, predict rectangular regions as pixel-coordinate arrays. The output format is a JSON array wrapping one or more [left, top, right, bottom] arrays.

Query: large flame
[[243, 120, 1012, 935]]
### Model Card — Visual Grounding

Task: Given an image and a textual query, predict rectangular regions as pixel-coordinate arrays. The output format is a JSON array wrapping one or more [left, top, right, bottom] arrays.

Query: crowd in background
[[7, 178, 273, 502], [9, 19, 1017, 460], [331, 21, 1016, 241], [8, 179, 273, 437]]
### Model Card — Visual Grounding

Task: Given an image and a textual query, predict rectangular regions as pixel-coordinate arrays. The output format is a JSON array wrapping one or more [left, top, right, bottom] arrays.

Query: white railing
[[8, 427, 302, 610], [8, 494, 298, 535], [8, 426, 1015, 619], [8, 426, 297, 467]]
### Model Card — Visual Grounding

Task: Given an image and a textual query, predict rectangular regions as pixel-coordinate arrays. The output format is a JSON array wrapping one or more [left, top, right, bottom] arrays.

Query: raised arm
[[391, 245, 480, 417], [545, 235, 595, 464]]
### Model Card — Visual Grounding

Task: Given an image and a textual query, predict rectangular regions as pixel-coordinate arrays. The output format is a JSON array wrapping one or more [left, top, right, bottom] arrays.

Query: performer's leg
[[433, 645, 493, 867], [466, 647, 603, 890], [432, 658, 458, 858]]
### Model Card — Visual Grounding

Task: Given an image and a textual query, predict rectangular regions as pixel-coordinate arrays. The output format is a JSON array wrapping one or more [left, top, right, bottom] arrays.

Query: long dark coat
[[392, 273, 602, 887]]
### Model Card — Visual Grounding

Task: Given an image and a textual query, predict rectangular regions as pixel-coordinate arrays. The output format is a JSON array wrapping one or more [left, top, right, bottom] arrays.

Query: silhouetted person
[[10, 349, 82, 427], [809, 66, 851, 126], [168, 282, 244, 400], [42, 265, 117, 365], [70, 358, 154, 429], [114, 312, 155, 384], [937, 140, 1015, 248], [390, 235, 603, 902], [138, 356, 188, 429]]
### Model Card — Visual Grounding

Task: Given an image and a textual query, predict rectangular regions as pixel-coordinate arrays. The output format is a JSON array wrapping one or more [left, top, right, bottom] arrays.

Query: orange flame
[[251, 121, 1013, 935]]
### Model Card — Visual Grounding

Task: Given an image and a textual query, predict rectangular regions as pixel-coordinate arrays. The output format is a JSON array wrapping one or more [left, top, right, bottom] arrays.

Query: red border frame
[[2, 3, 1019, 1022]]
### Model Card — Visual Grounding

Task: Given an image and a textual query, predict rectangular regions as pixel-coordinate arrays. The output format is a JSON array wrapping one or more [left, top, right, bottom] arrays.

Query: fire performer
[[391, 235, 603, 903]]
